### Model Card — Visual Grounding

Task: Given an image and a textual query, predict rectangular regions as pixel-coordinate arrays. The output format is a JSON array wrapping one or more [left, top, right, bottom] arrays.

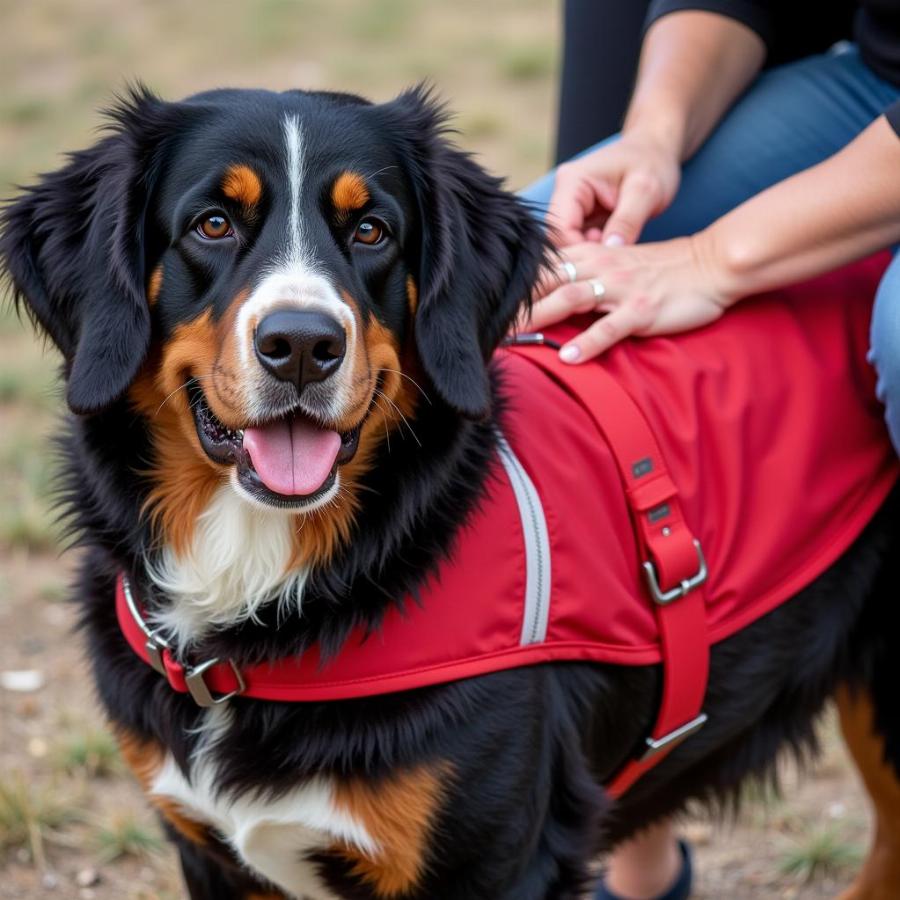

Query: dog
[[3, 84, 900, 900]]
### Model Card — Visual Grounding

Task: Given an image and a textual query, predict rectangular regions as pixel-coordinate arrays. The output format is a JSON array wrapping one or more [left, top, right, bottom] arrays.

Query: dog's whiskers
[[373, 396, 392, 454], [375, 388, 421, 447], [155, 372, 217, 416], [380, 368, 432, 404], [363, 164, 399, 181]]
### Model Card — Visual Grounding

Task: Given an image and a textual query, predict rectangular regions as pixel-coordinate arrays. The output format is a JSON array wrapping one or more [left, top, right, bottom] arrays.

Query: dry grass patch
[[94, 813, 164, 862], [0, 772, 81, 867]]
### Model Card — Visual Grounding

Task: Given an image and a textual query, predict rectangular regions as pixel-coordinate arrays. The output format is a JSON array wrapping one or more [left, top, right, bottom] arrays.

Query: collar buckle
[[184, 657, 246, 707]]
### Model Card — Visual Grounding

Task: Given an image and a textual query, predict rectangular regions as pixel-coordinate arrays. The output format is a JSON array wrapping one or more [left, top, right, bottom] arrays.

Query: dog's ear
[[0, 86, 174, 415], [381, 87, 550, 419]]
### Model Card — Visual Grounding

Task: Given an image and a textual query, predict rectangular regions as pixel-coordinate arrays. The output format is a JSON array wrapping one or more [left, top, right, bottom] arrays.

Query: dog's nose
[[254, 309, 346, 390]]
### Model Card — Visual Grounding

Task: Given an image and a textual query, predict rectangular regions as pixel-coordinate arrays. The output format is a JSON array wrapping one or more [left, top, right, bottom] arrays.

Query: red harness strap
[[114, 340, 711, 798], [507, 341, 709, 798]]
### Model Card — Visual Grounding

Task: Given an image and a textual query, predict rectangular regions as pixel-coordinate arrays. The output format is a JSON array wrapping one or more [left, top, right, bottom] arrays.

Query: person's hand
[[549, 131, 681, 247], [523, 233, 736, 363]]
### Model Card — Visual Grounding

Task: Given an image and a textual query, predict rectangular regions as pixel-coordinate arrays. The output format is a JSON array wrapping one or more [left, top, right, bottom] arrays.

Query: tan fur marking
[[837, 686, 900, 899], [331, 171, 370, 216], [130, 296, 249, 554], [115, 729, 209, 846], [133, 283, 415, 570], [147, 265, 163, 307], [331, 764, 449, 897], [406, 275, 418, 315], [222, 164, 263, 209]]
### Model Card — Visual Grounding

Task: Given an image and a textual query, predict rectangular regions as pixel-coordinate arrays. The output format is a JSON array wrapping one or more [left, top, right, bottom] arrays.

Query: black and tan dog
[[2, 85, 900, 899]]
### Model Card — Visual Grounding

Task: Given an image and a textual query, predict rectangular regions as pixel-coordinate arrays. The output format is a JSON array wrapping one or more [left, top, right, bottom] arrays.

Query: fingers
[[526, 279, 607, 331], [531, 244, 610, 302], [532, 261, 567, 301], [559, 306, 639, 363], [548, 168, 616, 247], [601, 170, 663, 247]]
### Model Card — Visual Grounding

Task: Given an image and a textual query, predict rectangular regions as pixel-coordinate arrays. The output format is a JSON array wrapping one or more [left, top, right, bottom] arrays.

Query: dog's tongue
[[243, 418, 341, 496]]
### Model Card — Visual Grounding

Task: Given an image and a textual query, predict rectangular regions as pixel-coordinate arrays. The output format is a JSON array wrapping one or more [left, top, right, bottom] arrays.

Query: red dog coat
[[118, 256, 899, 794]]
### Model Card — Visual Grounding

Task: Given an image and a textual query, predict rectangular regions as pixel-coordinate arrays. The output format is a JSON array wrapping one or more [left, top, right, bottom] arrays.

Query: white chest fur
[[151, 748, 377, 899], [147, 485, 308, 651]]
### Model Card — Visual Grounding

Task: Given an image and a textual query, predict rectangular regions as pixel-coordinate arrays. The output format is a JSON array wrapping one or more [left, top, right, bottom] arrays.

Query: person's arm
[[550, 9, 766, 246], [625, 9, 767, 163], [709, 115, 900, 297], [527, 115, 900, 363]]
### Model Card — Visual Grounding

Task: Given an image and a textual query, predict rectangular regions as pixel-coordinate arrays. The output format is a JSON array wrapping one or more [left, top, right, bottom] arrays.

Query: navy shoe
[[594, 839, 693, 900]]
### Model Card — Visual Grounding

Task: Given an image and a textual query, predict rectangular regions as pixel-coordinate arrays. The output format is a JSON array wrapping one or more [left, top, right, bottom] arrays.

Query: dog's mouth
[[188, 381, 361, 509]]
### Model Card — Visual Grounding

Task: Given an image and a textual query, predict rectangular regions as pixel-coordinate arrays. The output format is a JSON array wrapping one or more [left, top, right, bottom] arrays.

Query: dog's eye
[[353, 218, 385, 246], [197, 214, 233, 240]]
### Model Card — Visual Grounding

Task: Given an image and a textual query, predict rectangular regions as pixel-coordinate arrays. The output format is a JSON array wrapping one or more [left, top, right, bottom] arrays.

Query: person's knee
[[869, 263, 900, 452]]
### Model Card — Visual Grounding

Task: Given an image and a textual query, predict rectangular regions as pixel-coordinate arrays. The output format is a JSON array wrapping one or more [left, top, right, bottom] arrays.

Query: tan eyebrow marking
[[331, 171, 370, 217], [147, 264, 163, 307], [406, 275, 418, 315], [221, 163, 263, 209]]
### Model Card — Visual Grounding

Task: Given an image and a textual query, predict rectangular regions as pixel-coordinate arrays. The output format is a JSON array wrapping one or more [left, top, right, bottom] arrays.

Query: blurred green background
[[0, 0, 559, 559], [0, 5, 562, 896]]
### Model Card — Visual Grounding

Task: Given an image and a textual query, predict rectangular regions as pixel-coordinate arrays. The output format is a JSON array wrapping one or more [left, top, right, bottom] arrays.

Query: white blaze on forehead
[[222, 112, 359, 429], [283, 113, 311, 269]]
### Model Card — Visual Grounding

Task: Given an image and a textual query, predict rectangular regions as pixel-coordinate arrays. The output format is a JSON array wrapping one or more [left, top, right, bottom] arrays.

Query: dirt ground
[[0, 1, 879, 897]]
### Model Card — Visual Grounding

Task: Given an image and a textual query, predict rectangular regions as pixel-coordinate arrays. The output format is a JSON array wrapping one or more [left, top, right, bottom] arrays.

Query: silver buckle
[[642, 539, 708, 606], [502, 332, 563, 350], [122, 575, 170, 676], [640, 713, 708, 762], [184, 658, 246, 707], [145, 636, 168, 676]]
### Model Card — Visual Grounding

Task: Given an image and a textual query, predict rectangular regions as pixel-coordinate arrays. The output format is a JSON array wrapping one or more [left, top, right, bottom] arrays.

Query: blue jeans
[[522, 45, 900, 452]]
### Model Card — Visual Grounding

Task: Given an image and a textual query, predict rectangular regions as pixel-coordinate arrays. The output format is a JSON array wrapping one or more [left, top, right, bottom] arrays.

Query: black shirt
[[647, 0, 900, 132]]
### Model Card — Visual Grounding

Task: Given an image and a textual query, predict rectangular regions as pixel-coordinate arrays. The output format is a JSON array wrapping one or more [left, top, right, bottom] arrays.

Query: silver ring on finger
[[560, 260, 578, 283], [589, 278, 606, 306]]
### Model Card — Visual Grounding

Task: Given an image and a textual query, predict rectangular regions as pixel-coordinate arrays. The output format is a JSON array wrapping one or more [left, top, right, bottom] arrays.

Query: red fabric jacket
[[118, 257, 898, 699]]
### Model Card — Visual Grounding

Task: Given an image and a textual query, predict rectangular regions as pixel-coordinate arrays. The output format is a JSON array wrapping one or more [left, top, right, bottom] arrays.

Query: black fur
[[3, 85, 899, 900]]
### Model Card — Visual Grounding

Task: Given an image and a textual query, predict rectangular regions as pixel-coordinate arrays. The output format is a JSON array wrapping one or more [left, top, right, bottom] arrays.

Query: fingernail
[[560, 344, 581, 363], [604, 234, 625, 247]]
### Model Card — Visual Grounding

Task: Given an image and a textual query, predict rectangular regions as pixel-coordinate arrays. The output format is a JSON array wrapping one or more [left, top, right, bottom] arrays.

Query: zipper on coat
[[495, 430, 552, 645]]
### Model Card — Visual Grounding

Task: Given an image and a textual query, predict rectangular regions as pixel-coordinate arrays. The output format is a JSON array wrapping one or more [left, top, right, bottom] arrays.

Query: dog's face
[[132, 94, 423, 526], [1, 86, 546, 565]]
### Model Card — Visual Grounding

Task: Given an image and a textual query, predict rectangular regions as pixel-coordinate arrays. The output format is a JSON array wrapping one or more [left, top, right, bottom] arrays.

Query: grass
[[55, 729, 121, 778], [499, 45, 555, 82], [0, 773, 79, 867], [94, 813, 163, 862], [779, 826, 864, 883], [0, 506, 60, 553], [740, 776, 782, 809], [0, 302, 27, 336], [0, 97, 52, 126], [0, 401, 62, 553], [0, 437, 60, 553], [346, 0, 413, 42], [0, 368, 60, 408], [38, 577, 68, 602], [459, 110, 504, 139]]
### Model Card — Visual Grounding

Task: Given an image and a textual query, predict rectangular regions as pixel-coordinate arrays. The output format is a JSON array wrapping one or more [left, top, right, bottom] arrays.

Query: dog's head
[[1, 85, 546, 564]]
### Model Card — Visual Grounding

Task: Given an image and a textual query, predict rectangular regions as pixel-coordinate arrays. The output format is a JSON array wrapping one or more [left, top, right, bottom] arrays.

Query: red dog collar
[[116, 576, 247, 706]]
